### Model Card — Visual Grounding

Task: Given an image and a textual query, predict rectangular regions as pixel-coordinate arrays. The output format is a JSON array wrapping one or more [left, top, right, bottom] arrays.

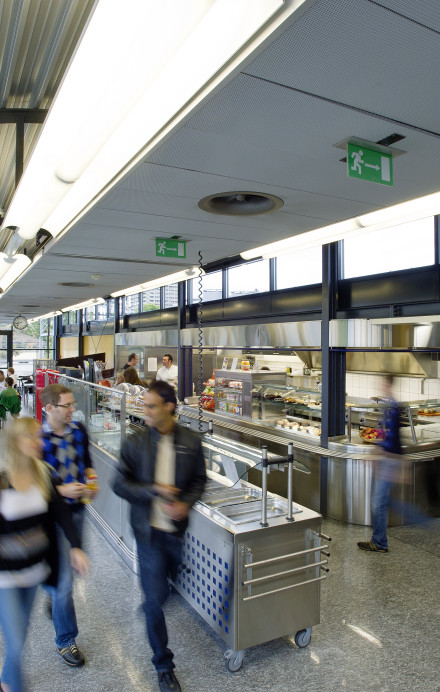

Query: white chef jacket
[[156, 364, 178, 386]]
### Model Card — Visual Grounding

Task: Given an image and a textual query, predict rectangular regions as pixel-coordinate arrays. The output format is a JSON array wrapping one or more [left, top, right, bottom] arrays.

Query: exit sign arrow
[[347, 143, 393, 186]]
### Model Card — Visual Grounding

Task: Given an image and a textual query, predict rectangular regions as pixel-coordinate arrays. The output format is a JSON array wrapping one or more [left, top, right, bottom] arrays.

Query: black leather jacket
[[113, 423, 207, 542]]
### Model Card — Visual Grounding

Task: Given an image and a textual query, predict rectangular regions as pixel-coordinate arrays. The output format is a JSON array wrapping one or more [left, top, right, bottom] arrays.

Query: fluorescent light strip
[[110, 266, 204, 298], [0, 255, 32, 292], [2, 0, 286, 242], [28, 310, 62, 323], [61, 297, 105, 313], [241, 191, 440, 260]]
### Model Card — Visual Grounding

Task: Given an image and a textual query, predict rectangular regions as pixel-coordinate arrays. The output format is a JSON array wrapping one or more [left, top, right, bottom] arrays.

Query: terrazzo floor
[[0, 513, 438, 692], [1, 412, 439, 691]]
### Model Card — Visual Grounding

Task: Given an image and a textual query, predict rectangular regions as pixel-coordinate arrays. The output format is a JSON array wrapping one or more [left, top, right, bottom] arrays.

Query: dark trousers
[[137, 529, 183, 672]]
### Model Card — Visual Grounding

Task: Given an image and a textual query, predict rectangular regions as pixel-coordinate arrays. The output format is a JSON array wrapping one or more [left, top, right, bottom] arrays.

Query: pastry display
[[417, 408, 440, 416], [275, 419, 320, 436]]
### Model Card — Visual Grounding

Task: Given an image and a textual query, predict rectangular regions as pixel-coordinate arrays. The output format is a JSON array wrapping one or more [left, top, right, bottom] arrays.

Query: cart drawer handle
[[242, 575, 326, 602]]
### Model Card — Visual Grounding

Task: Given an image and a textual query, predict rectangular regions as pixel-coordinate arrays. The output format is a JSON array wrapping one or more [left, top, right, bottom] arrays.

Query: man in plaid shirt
[[40, 383, 98, 668]]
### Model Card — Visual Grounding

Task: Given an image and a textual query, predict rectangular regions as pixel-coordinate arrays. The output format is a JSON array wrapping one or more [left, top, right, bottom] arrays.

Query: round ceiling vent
[[198, 191, 284, 216], [58, 281, 94, 288]]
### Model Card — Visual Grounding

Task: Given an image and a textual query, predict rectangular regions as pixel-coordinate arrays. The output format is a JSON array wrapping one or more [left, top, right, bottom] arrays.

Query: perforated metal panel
[[177, 528, 234, 641], [245, 0, 440, 134]]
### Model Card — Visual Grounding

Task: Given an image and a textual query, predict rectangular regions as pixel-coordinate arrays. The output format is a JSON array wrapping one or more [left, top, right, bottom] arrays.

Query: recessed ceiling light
[[198, 191, 284, 216], [58, 281, 94, 287]]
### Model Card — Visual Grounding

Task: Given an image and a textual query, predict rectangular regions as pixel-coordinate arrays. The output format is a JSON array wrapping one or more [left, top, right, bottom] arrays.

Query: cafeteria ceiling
[[1, 0, 440, 321]]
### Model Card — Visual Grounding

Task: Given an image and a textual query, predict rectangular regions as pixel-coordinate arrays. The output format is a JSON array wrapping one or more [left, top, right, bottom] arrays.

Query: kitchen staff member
[[156, 354, 178, 387], [123, 353, 139, 370]]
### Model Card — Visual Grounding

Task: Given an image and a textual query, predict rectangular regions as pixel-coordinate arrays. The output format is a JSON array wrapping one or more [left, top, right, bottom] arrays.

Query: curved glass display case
[[56, 375, 128, 457]]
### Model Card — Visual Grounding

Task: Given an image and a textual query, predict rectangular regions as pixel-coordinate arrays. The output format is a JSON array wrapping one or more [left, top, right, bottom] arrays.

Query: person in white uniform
[[156, 354, 178, 387]]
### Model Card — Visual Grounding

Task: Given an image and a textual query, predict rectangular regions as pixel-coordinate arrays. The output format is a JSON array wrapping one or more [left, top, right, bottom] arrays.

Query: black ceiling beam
[[0, 108, 47, 124], [0, 109, 47, 189]]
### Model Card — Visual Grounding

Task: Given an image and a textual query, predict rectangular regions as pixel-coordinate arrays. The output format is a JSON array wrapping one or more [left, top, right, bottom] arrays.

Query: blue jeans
[[0, 584, 38, 692], [371, 476, 391, 550], [43, 507, 85, 648], [371, 460, 429, 550], [137, 529, 183, 672]]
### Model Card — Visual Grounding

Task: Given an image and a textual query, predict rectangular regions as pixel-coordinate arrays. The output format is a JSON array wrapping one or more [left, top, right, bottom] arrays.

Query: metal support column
[[177, 281, 192, 401], [0, 330, 13, 369], [54, 315, 62, 362], [78, 310, 84, 358], [320, 242, 346, 516]]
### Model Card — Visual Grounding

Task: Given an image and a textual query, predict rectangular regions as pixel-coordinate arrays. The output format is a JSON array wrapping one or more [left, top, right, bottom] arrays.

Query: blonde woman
[[0, 418, 89, 692]]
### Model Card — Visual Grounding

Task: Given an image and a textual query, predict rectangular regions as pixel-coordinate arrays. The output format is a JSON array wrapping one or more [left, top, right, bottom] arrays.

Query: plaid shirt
[[41, 421, 92, 505]]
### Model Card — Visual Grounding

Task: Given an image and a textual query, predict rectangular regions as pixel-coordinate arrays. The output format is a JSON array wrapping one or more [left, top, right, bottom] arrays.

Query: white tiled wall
[[346, 373, 440, 401]]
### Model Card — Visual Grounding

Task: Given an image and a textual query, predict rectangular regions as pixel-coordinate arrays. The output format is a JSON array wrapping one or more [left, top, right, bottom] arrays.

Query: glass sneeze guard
[[56, 375, 127, 457]]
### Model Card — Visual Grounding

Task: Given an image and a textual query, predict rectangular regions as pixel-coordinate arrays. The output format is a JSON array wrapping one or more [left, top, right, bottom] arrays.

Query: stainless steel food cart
[[174, 443, 329, 672]]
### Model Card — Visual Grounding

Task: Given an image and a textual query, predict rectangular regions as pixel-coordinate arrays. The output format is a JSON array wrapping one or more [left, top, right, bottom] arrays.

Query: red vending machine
[[35, 368, 59, 422]]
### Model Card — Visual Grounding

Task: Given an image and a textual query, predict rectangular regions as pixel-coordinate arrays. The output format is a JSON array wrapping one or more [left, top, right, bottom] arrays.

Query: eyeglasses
[[55, 402, 76, 409]]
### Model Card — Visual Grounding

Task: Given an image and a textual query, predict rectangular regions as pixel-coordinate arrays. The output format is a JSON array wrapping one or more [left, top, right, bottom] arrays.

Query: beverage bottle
[[82, 473, 98, 504]]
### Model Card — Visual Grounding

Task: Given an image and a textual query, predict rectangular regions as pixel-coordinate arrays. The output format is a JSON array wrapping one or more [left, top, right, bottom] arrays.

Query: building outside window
[[69, 311, 77, 324], [227, 259, 269, 297], [163, 283, 178, 308], [191, 271, 222, 303], [124, 293, 140, 315], [142, 288, 161, 311]]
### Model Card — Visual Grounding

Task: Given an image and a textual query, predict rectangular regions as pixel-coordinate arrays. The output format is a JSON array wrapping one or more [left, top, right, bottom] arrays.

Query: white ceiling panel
[[2, 0, 440, 321], [245, 0, 440, 134]]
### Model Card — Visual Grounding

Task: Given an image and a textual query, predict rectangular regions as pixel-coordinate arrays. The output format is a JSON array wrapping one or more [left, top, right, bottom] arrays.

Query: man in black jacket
[[113, 380, 206, 692]]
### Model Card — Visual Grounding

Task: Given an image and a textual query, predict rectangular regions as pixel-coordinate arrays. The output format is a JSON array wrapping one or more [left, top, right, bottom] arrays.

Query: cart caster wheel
[[224, 648, 244, 672], [294, 627, 312, 648]]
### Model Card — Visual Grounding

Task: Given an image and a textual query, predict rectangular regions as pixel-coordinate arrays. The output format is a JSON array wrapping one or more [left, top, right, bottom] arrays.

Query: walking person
[[357, 375, 404, 553], [0, 417, 89, 692], [40, 384, 98, 667], [113, 380, 206, 692]]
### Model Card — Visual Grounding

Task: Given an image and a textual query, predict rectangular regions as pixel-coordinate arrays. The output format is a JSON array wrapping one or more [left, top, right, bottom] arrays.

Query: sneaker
[[357, 540, 388, 553], [57, 642, 85, 667], [158, 670, 181, 692]]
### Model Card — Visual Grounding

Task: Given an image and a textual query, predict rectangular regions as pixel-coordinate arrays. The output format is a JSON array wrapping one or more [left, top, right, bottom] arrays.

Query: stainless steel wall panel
[[115, 330, 179, 347], [180, 321, 321, 348]]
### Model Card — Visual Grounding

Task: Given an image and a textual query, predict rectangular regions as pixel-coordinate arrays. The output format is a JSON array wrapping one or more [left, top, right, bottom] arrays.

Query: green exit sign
[[155, 238, 186, 258], [347, 143, 393, 186]]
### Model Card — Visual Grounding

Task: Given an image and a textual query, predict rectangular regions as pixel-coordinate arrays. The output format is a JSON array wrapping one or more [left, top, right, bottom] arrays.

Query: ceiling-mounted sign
[[155, 238, 186, 258], [347, 143, 393, 186]]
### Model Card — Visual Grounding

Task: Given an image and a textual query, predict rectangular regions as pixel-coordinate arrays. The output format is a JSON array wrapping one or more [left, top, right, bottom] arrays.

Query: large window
[[343, 217, 434, 278], [124, 293, 140, 315], [276, 246, 322, 289], [97, 302, 108, 320], [143, 288, 161, 311], [191, 271, 222, 303], [227, 259, 269, 297], [85, 305, 96, 321], [164, 284, 178, 308]]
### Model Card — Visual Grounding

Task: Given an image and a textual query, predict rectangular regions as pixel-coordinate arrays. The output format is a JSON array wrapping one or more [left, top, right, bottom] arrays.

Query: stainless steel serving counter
[[179, 405, 440, 527]]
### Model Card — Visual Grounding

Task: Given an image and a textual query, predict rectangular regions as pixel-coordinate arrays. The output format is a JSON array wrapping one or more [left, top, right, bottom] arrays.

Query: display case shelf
[[213, 370, 285, 419]]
